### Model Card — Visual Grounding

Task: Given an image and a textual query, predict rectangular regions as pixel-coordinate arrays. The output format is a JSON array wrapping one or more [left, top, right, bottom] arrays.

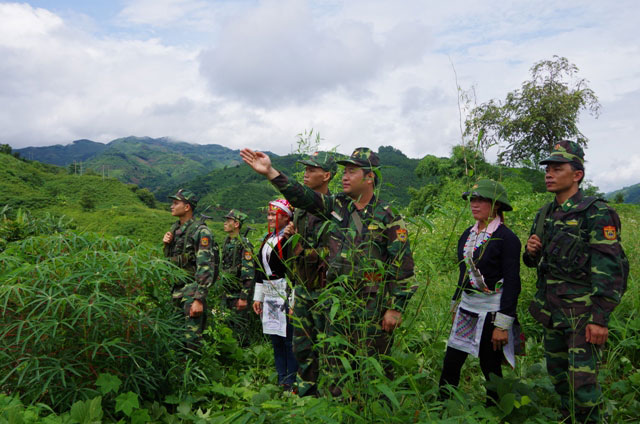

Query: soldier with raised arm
[[287, 152, 337, 396], [241, 147, 415, 396], [523, 141, 628, 423]]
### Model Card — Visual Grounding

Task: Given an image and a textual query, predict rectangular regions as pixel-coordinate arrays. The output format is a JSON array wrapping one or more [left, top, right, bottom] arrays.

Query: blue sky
[[1, 0, 639, 192]]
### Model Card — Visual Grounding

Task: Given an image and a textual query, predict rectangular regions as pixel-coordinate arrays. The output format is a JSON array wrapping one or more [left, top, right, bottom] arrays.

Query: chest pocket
[[544, 215, 590, 285]]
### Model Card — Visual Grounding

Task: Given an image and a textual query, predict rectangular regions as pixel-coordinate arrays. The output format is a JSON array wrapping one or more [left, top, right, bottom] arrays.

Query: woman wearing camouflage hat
[[439, 179, 522, 406], [253, 198, 299, 391]]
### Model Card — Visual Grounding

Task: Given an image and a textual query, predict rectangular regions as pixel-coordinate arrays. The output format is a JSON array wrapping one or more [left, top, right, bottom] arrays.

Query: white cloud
[[199, 0, 431, 105], [1, 0, 638, 192]]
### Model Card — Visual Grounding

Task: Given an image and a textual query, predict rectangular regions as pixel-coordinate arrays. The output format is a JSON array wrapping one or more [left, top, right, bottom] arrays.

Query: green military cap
[[462, 179, 513, 211], [168, 188, 198, 207], [297, 151, 338, 174], [539, 140, 585, 169], [225, 209, 248, 224], [336, 147, 380, 169]]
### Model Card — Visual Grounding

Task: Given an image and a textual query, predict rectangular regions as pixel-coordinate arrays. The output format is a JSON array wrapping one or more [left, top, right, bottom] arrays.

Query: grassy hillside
[[0, 152, 174, 243]]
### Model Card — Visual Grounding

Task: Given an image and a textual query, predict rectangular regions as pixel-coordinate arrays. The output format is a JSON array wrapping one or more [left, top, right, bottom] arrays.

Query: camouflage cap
[[462, 179, 513, 212], [225, 209, 248, 224], [336, 147, 380, 169], [168, 189, 198, 207], [297, 151, 338, 174], [539, 140, 585, 168]]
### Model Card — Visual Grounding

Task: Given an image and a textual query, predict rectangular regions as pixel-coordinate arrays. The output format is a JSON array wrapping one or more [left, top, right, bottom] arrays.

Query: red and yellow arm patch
[[244, 250, 252, 261], [200, 236, 210, 247], [603, 226, 617, 240], [396, 228, 407, 242]]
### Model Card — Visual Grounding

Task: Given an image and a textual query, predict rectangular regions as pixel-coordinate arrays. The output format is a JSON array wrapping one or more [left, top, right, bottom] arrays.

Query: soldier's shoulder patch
[[244, 250, 252, 261], [200, 236, 210, 247], [603, 226, 617, 240], [396, 228, 407, 242]]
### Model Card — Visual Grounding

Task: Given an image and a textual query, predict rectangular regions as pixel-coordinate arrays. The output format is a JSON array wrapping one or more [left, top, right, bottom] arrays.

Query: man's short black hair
[[570, 162, 585, 185]]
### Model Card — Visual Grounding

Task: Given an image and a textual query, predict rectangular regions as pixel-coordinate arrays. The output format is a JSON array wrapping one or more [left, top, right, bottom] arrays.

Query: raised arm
[[240, 148, 280, 180]]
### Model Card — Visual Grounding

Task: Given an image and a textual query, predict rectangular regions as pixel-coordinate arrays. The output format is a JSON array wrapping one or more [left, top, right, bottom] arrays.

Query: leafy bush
[[0, 228, 187, 410]]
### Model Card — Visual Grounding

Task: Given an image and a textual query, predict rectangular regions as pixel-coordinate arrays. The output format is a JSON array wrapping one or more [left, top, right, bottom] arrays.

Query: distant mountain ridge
[[17, 139, 107, 165], [606, 182, 640, 204], [15, 136, 245, 198]]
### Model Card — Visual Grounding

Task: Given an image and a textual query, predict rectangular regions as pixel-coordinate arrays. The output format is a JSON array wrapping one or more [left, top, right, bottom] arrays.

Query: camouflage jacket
[[164, 217, 220, 301], [220, 235, 255, 300], [291, 192, 332, 290], [523, 190, 629, 328], [271, 173, 416, 312]]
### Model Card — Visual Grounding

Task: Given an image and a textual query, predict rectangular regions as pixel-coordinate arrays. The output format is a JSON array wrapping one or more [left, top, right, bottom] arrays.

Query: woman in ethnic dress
[[439, 179, 522, 405], [253, 198, 299, 391]]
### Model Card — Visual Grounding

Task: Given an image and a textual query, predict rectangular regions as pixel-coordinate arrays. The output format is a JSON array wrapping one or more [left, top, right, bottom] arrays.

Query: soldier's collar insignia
[[603, 226, 617, 240], [396, 228, 407, 242]]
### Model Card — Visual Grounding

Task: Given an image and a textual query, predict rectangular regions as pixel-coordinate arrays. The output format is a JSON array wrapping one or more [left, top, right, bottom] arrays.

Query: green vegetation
[[0, 151, 175, 244], [1, 139, 638, 422]]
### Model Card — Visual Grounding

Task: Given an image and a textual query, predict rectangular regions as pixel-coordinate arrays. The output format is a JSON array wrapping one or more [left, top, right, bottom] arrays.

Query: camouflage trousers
[[173, 296, 207, 352], [222, 296, 257, 347], [292, 288, 327, 397], [544, 316, 602, 423], [293, 289, 393, 397]]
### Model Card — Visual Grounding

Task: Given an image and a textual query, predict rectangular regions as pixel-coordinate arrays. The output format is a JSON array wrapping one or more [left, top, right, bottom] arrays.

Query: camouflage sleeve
[[383, 211, 416, 313], [270, 173, 334, 218], [191, 226, 219, 301], [239, 239, 255, 300], [522, 209, 541, 268], [587, 203, 628, 327]]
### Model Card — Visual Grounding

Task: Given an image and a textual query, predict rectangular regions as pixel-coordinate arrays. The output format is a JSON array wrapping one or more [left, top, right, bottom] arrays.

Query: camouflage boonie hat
[[297, 151, 338, 174], [225, 209, 248, 224], [168, 189, 198, 207], [462, 179, 513, 211], [539, 140, 585, 168], [337, 147, 380, 169]]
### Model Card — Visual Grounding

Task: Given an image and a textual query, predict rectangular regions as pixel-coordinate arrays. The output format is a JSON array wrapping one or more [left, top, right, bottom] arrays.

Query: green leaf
[[329, 300, 339, 321], [115, 392, 139, 417], [630, 372, 640, 386], [375, 383, 400, 408], [69, 396, 103, 424], [95, 373, 121, 395], [130, 408, 151, 424], [499, 393, 516, 416]]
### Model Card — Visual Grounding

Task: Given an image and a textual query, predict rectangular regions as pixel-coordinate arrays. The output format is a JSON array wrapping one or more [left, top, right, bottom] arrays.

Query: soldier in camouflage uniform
[[220, 209, 256, 346], [524, 141, 629, 423], [163, 189, 220, 350], [287, 152, 337, 397], [241, 147, 416, 395]]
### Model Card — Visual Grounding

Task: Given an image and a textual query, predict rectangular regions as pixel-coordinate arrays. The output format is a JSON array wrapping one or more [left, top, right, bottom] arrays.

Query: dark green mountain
[[606, 183, 640, 204], [16, 139, 107, 165], [15, 136, 243, 199], [180, 146, 421, 221]]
